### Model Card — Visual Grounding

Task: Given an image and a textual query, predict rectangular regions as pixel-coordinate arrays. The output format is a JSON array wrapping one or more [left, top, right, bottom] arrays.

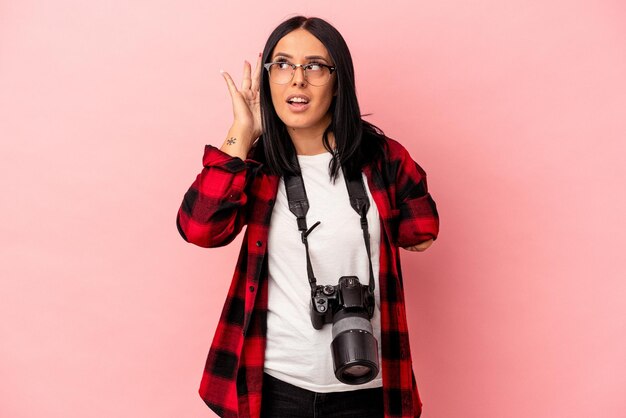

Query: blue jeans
[[260, 372, 384, 418]]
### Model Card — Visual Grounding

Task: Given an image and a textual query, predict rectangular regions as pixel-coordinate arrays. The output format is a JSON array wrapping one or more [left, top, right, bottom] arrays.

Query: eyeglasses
[[263, 61, 336, 86]]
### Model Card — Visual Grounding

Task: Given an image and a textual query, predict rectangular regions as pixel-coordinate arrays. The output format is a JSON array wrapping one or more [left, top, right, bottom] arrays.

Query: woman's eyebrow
[[273, 52, 329, 62]]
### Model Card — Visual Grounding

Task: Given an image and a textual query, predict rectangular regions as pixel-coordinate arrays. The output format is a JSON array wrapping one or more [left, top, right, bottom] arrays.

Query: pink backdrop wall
[[1, 1, 625, 417]]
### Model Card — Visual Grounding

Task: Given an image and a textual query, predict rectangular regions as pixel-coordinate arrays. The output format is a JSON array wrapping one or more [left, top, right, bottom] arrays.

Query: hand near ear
[[220, 54, 263, 142]]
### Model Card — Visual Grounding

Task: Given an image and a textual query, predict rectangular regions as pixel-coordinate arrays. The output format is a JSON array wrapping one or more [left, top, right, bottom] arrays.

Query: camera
[[310, 276, 379, 385]]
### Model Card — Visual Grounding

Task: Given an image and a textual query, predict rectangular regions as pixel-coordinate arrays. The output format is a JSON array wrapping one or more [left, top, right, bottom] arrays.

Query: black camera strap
[[284, 153, 376, 295], [343, 167, 376, 295]]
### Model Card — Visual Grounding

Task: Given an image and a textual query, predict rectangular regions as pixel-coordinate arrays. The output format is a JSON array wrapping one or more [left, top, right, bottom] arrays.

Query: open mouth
[[286, 96, 310, 112]]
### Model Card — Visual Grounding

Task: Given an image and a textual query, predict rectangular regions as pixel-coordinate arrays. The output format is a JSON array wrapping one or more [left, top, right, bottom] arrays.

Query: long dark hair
[[252, 15, 387, 182]]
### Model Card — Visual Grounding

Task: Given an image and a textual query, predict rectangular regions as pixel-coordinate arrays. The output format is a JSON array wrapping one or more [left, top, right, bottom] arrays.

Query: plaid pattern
[[176, 136, 439, 418]]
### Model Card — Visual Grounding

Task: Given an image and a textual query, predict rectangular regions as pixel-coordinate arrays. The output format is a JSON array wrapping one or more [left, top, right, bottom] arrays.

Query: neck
[[287, 116, 335, 156]]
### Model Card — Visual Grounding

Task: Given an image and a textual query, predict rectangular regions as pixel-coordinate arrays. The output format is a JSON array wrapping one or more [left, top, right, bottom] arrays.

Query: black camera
[[310, 276, 379, 385]]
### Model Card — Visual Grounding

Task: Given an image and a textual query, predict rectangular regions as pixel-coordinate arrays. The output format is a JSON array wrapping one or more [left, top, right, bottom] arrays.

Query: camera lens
[[331, 311, 379, 385], [342, 364, 370, 378]]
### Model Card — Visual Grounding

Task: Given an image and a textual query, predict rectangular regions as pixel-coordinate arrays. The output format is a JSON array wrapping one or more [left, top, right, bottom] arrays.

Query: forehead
[[272, 29, 330, 60]]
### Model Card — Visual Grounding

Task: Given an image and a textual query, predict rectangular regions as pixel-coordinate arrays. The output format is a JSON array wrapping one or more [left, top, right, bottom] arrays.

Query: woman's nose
[[292, 65, 306, 86]]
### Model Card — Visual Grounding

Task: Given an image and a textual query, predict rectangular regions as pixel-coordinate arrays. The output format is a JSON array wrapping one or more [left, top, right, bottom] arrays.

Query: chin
[[285, 120, 317, 129], [280, 114, 321, 130]]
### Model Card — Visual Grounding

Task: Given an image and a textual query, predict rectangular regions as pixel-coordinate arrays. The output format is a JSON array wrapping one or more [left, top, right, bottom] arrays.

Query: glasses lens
[[269, 63, 293, 84], [305, 64, 330, 86], [306, 64, 330, 86]]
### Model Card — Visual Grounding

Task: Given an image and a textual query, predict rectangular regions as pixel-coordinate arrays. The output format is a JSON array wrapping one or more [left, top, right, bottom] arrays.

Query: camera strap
[[284, 153, 376, 295]]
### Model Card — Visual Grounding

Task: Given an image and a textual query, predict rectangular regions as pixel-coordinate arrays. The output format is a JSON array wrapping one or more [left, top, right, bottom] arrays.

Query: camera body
[[310, 276, 375, 330], [309, 276, 379, 384]]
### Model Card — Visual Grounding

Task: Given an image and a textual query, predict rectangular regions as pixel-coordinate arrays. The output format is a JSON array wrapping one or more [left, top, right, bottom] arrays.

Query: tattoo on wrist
[[226, 137, 237, 145]]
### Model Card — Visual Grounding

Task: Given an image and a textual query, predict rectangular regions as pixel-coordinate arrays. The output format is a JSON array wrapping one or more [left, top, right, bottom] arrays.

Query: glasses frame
[[263, 61, 337, 86]]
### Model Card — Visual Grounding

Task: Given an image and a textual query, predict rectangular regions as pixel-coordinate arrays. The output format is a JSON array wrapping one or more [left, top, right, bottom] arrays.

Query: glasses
[[263, 61, 336, 86]]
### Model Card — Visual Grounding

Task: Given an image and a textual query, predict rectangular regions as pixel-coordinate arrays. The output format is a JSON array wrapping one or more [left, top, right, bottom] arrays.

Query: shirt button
[[249, 285, 255, 292], [256, 241, 262, 247]]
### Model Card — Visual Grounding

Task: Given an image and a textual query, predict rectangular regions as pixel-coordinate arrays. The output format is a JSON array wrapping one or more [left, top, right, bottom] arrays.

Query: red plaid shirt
[[176, 136, 439, 418]]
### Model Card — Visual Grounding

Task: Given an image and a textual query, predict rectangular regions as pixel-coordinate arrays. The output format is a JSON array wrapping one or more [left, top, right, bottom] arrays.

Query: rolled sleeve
[[202, 144, 262, 172], [396, 191, 440, 247], [176, 144, 262, 248], [391, 140, 440, 247]]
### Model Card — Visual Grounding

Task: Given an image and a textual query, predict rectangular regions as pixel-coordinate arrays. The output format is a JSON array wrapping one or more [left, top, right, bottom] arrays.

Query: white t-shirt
[[264, 150, 383, 393]]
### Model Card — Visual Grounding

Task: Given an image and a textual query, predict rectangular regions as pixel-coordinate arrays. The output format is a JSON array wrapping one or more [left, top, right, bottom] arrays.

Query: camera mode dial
[[323, 285, 335, 295]]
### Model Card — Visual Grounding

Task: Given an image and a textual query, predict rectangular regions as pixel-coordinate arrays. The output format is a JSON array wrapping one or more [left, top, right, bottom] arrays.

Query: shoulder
[[371, 134, 418, 173], [382, 136, 427, 176], [380, 135, 413, 161]]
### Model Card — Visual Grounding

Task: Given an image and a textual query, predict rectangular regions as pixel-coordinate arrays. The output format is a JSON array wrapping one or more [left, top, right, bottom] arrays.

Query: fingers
[[251, 54, 262, 92], [222, 53, 262, 95], [241, 60, 252, 91], [220, 70, 239, 97], [402, 239, 434, 252]]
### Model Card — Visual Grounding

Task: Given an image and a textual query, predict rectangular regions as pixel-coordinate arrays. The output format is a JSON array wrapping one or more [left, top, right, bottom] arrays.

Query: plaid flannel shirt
[[176, 136, 439, 418]]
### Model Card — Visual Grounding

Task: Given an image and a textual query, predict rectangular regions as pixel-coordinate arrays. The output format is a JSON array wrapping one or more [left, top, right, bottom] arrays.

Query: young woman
[[176, 16, 439, 418]]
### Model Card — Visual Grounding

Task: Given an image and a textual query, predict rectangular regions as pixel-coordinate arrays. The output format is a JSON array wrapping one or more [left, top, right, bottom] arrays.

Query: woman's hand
[[220, 54, 263, 142], [402, 239, 434, 252]]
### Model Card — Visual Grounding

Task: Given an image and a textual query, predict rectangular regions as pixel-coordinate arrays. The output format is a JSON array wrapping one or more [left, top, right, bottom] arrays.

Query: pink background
[[1, 1, 625, 417]]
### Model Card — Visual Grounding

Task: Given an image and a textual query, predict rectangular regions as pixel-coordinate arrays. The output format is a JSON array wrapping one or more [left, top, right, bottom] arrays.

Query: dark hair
[[252, 15, 387, 182]]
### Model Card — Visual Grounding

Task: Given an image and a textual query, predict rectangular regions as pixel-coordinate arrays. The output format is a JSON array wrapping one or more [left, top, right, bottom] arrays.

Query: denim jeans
[[260, 372, 384, 418]]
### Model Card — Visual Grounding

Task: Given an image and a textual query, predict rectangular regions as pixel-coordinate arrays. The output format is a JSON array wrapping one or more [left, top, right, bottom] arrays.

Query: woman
[[176, 16, 439, 418]]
